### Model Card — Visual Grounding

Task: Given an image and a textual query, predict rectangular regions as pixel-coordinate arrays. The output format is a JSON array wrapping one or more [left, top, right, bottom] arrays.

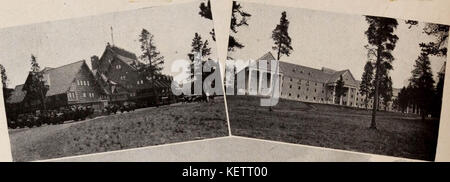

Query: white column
[[353, 88, 357, 107], [247, 68, 251, 95], [347, 87, 351, 106], [258, 71, 263, 95], [332, 86, 336, 104]]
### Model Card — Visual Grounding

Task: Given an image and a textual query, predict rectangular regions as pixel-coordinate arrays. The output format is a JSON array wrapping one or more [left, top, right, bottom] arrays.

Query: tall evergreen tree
[[138, 29, 165, 106], [187, 33, 212, 82], [187, 32, 214, 99], [138, 29, 165, 78], [360, 61, 374, 109], [268, 11, 293, 111], [364, 16, 399, 129], [23, 55, 48, 110], [410, 53, 435, 121], [272, 11, 293, 60], [335, 75, 346, 105]]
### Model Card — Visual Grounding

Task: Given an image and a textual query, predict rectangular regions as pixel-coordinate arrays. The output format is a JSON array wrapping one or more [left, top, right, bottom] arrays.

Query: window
[[289, 93, 291, 96], [77, 80, 80, 86], [116, 65, 121, 69], [314, 89, 317, 93], [120, 76, 126, 80], [322, 90, 324, 93], [297, 94, 300, 98], [82, 92, 87, 97], [315, 83, 317, 86], [87, 81, 90, 86], [298, 86, 301, 90], [306, 96, 308, 100], [289, 85, 292, 89], [313, 97, 316, 101]]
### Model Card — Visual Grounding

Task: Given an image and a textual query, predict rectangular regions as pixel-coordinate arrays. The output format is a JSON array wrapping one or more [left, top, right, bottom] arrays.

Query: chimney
[[91, 55, 100, 71]]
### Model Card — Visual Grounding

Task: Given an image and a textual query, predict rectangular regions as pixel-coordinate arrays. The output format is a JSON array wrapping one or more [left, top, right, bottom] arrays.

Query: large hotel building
[[237, 52, 401, 111]]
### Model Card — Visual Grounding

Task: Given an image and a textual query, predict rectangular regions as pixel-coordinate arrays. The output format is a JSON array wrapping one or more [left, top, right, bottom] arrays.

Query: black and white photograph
[[225, 1, 449, 161], [0, 0, 228, 161]]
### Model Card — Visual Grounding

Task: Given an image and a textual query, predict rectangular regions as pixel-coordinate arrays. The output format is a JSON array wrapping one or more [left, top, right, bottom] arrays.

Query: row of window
[[67, 92, 95, 100], [287, 85, 325, 94], [284, 77, 325, 87], [77, 80, 90, 86]]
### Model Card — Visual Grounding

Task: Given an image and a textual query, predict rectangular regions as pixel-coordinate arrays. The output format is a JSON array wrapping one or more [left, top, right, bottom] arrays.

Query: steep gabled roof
[[7, 84, 26, 103], [41, 60, 85, 96], [97, 45, 142, 72], [109, 45, 138, 60]]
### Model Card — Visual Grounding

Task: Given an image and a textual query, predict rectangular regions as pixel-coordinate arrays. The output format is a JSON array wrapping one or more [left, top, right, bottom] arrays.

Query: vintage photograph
[[225, 1, 449, 161], [0, 0, 228, 161]]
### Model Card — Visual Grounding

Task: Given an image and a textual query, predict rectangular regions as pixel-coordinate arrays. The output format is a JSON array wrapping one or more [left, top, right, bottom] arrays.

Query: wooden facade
[[92, 44, 173, 105], [6, 60, 107, 113]]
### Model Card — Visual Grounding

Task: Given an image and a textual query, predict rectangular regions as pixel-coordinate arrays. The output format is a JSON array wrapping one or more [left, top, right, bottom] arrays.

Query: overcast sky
[[228, 2, 447, 89], [0, 0, 215, 88]]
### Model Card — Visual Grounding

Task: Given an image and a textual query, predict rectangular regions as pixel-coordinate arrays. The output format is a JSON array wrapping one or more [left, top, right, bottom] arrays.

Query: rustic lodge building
[[91, 44, 173, 106], [5, 43, 173, 114], [7, 60, 107, 113]]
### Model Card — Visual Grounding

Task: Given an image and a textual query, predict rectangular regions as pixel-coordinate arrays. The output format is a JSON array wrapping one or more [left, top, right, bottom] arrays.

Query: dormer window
[[116, 65, 121, 69], [120, 75, 126, 80], [137, 80, 144, 85]]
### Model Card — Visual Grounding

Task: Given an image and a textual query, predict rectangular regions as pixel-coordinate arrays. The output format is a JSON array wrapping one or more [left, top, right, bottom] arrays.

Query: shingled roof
[[41, 60, 86, 96], [109, 45, 138, 60], [96, 45, 141, 73], [7, 84, 26, 103]]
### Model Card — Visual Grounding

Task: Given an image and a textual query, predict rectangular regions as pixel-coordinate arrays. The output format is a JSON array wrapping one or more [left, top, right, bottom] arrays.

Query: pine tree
[[272, 11, 293, 60], [138, 29, 165, 77], [269, 11, 293, 111], [335, 75, 345, 105], [24, 55, 48, 110], [360, 61, 374, 109], [187, 33, 213, 98], [410, 53, 435, 121], [364, 16, 399, 129], [138, 29, 165, 106]]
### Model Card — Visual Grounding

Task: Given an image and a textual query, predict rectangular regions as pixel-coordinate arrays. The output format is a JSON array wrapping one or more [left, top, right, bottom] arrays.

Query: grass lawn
[[9, 99, 228, 161], [227, 95, 440, 161]]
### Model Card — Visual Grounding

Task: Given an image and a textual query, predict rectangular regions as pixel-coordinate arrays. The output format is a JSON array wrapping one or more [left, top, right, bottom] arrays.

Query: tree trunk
[[371, 47, 382, 130], [269, 42, 282, 112]]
